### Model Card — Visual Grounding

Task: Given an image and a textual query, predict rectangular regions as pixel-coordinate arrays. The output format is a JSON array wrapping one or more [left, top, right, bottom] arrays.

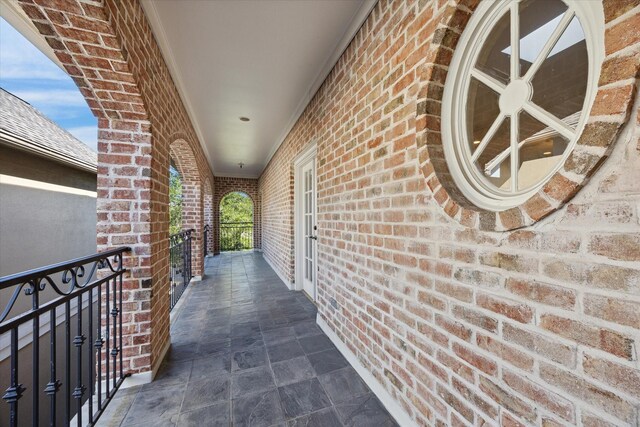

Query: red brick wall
[[19, 0, 215, 375], [213, 177, 261, 253], [259, 1, 640, 426]]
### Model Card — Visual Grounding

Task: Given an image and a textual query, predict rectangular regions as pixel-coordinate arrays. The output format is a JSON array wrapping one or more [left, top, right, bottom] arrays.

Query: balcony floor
[[98, 251, 397, 427]]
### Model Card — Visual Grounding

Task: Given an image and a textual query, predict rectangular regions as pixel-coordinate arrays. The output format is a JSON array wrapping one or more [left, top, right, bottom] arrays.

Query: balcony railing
[[203, 224, 210, 257], [220, 222, 253, 251], [169, 229, 193, 311], [0, 247, 130, 427]]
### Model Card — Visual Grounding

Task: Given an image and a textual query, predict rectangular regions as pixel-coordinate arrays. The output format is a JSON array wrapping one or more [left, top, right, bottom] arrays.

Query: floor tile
[[121, 383, 185, 426], [299, 334, 334, 354], [181, 374, 230, 412], [177, 401, 230, 426], [334, 394, 396, 427], [271, 356, 316, 386], [288, 407, 342, 427], [278, 378, 332, 419], [231, 365, 276, 398], [99, 253, 395, 427], [267, 339, 305, 363], [293, 321, 323, 338], [142, 360, 192, 391], [307, 348, 349, 375], [318, 367, 369, 404], [232, 389, 285, 427], [262, 326, 296, 345], [232, 346, 269, 371]]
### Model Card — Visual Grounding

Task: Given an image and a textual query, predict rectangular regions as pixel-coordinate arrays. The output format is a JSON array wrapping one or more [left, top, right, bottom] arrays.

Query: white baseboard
[[317, 316, 415, 427], [121, 370, 153, 388], [262, 253, 294, 290]]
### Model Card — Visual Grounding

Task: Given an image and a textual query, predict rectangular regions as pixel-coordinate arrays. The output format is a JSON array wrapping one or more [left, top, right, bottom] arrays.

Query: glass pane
[[531, 15, 587, 129], [475, 9, 511, 84], [474, 118, 511, 190], [518, 0, 569, 77], [466, 77, 501, 155], [517, 111, 568, 190]]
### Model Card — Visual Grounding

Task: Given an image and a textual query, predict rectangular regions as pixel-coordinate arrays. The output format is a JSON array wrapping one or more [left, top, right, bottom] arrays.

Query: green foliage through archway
[[220, 192, 253, 251]]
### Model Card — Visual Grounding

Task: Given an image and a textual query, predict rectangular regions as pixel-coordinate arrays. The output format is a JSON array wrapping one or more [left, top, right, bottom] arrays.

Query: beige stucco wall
[[0, 144, 97, 277]]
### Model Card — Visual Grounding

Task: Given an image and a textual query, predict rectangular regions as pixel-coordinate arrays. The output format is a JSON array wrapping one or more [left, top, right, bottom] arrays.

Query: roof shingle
[[0, 88, 97, 170]]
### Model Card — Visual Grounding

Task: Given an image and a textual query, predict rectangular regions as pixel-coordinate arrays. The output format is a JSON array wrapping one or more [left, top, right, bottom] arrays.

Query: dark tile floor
[[98, 252, 398, 427]]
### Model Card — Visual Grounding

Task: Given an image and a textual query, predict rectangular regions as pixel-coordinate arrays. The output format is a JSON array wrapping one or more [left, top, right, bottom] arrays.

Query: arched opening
[[219, 191, 254, 251], [168, 139, 204, 274], [169, 161, 183, 235]]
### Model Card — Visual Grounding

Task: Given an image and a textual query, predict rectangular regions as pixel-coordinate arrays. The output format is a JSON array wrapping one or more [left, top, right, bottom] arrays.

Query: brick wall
[[213, 177, 261, 253], [259, 1, 640, 426], [19, 0, 215, 375]]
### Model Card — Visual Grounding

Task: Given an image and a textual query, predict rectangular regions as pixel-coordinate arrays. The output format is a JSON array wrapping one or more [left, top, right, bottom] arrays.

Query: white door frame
[[294, 141, 317, 298]]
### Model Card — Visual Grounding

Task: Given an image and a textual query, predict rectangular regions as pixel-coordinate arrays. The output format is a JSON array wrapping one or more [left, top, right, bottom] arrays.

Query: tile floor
[[97, 251, 398, 427]]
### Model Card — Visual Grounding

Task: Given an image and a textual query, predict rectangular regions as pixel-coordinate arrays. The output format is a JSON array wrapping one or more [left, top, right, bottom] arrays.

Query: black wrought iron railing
[[203, 224, 210, 257], [0, 247, 130, 427], [220, 222, 253, 251], [169, 229, 193, 311]]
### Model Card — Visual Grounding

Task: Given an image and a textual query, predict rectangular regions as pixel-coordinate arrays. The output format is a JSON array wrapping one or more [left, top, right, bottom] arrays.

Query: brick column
[[97, 118, 154, 373]]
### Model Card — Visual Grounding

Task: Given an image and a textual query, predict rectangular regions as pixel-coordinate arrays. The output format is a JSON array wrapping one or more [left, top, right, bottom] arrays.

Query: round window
[[442, 0, 604, 211]]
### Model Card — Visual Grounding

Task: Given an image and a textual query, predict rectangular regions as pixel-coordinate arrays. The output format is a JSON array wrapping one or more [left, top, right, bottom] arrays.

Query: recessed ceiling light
[[239, 117, 250, 122], [473, 140, 480, 145], [543, 151, 552, 155]]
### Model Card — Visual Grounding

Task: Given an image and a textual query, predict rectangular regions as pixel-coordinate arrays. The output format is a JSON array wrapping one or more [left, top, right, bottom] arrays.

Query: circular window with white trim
[[442, 0, 604, 211]]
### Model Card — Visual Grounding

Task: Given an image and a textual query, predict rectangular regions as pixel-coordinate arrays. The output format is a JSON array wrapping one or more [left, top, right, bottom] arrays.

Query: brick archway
[[18, 0, 215, 377], [169, 138, 204, 277], [213, 177, 261, 254]]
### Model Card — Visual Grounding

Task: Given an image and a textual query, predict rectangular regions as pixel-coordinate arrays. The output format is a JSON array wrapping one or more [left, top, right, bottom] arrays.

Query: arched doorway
[[219, 192, 254, 251]]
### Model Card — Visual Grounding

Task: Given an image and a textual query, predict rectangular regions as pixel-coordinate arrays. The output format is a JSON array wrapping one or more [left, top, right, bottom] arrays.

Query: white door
[[300, 158, 317, 299]]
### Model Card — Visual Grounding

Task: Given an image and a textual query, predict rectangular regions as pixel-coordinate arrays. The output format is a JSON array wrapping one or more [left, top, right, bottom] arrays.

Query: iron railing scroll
[[0, 247, 131, 427], [169, 229, 193, 311], [203, 224, 210, 257], [220, 222, 253, 251]]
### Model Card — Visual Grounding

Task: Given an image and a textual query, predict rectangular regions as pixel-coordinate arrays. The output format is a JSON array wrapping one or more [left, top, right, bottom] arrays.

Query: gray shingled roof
[[0, 88, 97, 171]]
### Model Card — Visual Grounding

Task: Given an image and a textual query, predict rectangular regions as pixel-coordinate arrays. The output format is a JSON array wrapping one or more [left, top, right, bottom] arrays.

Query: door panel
[[300, 159, 316, 299]]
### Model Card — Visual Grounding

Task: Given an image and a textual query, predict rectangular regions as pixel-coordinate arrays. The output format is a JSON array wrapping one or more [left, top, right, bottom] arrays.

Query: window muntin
[[443, 0, 602, 211]]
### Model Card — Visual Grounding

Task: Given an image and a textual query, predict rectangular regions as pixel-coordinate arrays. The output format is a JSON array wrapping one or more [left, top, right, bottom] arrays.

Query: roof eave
[[0, 129, 98, 174]]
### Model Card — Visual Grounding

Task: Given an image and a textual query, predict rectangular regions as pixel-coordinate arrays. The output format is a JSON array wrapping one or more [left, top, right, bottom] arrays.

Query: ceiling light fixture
[[238, 162, 245, 169], [239, 117, 250, 122], [543, 151, 552, 155]]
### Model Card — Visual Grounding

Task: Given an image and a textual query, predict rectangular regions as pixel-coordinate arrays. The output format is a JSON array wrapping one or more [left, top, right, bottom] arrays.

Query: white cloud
[[0, 18, 67, 81], [12, 89, 88, 107], [67, 126, 98, 152]]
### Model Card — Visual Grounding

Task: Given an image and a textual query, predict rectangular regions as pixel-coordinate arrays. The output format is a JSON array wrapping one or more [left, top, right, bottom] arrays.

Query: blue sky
[[0, 17, 98, 151]]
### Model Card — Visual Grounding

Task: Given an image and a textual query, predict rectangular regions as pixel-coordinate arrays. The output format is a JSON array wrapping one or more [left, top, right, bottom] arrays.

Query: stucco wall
[[0, 144, 97, 277]]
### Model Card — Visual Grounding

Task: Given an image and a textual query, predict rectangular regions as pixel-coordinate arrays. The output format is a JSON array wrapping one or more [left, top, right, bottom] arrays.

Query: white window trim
[[441, 0, 604, 212]]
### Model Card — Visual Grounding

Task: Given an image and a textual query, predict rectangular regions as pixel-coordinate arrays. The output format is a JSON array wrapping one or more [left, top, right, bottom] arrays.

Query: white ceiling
[[142, 0, 376, 178]]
